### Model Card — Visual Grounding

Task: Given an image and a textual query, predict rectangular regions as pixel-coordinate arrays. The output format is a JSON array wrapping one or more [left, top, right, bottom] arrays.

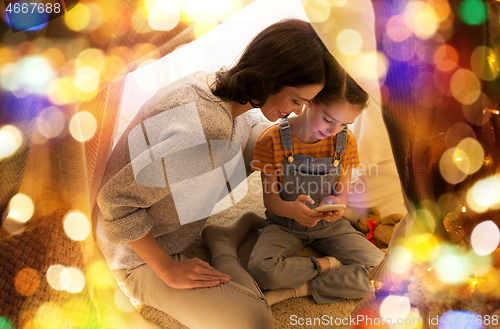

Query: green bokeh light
[[459, 0, 488, 25], [0, 317, 13, 329]]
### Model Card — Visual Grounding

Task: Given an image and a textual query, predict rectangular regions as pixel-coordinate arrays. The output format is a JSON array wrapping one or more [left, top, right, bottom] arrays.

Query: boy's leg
[[308, 218, 385, 304], [247, 223, 320, 290], [116, 253, 272, 329]]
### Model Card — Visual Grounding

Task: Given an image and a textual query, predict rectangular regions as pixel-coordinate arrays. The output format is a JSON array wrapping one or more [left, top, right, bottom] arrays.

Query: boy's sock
[[264, 284, 308, 306], [202, 212, 266, 259], [325, 256, 343, 270]]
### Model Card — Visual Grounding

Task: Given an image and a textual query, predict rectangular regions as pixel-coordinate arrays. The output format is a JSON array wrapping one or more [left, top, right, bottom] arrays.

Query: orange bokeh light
[[14, 268, 40, 296]]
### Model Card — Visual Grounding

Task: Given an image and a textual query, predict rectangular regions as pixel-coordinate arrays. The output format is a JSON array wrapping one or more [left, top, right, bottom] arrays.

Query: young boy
[[248, 72, 385, 305]]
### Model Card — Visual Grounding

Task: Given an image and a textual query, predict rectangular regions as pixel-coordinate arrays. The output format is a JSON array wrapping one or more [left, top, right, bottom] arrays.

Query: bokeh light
[[15, 55, 55, 94], [328, 0, 347, 6], [466, 175, 500, 213], [0, 47, 16, 67], [101, 55, 127, 82], [386, 15, 412, 43], [194, 19, 219, 40], [37, 106, 65, 139], [114, 289, 136, 312], [380, 295, 411, 323], [433, 247, 470, 284], [476, 268, 500, 296], [34, 302, 64, 328], [0, 124, 22, 159], [64, 3, 91, 31], [462, 93, 492, 126], [439, 147, 468, 184], [149, 0, 181, 31], [69, 111, 97, 142], [302, 0, 330, 23], [0, 317, 13, 329], [405, 234, 441, 263], [458, 0, 488, 25], [351, 51, 388, 83], [336, 29, 363, 56], [84, 3, 103, 31], [450, 69, 481, 105], [47, 77, 77, 105], [42, 47, 66, 73], [74, 66, 100, 93], [8, 193, 34, 223], [75, 48, 105, 74], [429, 0, 451, 22], [471, 221, 499, 256], [434, 44, 458, 72], [383, 33, 417, 62], [388, 246, 413, 275], [404, 2, 439, 40], [60, 267, 86, 293], [456, 137, 484, 174], [14, 268, 40, 296], [86, 259, 119, 290], [63, 210, 91, 241], [470, 46, 499, 81], [63, 298, 92, 328], [444, 122, 476, 149], [47, 264, 67, 291]]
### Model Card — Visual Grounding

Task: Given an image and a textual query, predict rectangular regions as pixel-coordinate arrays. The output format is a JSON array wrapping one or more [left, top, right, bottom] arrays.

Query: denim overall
[[278, 117, 347, 209], [248, 118, 385, 304]]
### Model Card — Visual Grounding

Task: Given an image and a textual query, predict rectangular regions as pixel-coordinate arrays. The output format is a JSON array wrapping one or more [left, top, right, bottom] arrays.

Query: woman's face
[[259, 84, 324, 122]]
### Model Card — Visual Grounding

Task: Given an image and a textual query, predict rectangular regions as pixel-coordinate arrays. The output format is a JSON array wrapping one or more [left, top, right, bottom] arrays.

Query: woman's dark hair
[[211, 19, 333, 107], [313, 68, 370, 109]]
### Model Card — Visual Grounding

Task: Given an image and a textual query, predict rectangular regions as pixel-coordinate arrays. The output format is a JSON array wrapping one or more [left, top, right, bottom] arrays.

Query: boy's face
[[305, 99, 363, 140]]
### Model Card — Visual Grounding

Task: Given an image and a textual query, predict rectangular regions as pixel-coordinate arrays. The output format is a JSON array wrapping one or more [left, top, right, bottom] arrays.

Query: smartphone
[[315, 204, 346, 212]]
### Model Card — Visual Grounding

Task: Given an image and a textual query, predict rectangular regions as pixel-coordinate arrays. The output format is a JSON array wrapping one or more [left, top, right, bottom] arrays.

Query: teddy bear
[[356, 207, 403, 249]]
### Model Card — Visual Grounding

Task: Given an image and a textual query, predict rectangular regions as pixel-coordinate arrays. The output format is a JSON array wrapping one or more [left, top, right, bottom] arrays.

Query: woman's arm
[[128, 232, 230, 289], [261, 172, 325, 227]]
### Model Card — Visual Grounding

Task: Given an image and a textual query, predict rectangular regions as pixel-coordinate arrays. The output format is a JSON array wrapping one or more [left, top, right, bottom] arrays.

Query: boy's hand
[[318, 196, 345, 222], [289, 195, 325, 227]]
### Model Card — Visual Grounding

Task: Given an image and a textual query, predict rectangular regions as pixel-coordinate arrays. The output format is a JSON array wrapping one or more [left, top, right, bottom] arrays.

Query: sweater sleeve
[[97, 97, 234, 243]]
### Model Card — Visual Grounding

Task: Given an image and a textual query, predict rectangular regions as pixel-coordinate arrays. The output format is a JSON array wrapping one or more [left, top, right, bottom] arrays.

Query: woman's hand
[[318, 196, 345, 222], [289, 195, 325, 227], [159, 257, 231, 289]]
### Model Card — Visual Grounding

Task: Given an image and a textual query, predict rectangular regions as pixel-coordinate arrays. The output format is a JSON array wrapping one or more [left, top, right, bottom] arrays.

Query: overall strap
[[334, 127, 349, 155], [279, 117, 293, 151], [333, 127, 349, 167]]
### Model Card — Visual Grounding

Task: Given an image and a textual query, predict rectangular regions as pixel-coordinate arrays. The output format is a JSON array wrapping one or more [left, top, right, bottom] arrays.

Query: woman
[[97, 19, 339, 329]]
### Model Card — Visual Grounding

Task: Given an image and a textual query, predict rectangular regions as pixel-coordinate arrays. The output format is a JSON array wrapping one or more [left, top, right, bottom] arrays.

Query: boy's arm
[[261, 172, 325, 227]]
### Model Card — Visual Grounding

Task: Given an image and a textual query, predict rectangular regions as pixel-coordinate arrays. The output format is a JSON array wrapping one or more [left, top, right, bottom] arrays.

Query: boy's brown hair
[[313, 64, 369, 109]]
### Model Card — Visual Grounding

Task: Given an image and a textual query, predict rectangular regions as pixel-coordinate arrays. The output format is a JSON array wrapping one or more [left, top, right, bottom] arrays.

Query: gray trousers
[[114, 121, 273, 329], [114, 253, 272, 329], [248, 216, 385, 304]]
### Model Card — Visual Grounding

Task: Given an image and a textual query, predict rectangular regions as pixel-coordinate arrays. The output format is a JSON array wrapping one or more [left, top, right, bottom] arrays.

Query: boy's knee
[[248, 257, 282, 289]]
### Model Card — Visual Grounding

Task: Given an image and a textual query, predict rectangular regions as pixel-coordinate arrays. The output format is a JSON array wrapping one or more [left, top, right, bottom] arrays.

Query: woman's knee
[[234, 302, 273, 329]]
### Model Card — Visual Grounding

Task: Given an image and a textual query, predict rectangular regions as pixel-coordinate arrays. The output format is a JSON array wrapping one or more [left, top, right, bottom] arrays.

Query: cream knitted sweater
[[96, 72, 256, 271]]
